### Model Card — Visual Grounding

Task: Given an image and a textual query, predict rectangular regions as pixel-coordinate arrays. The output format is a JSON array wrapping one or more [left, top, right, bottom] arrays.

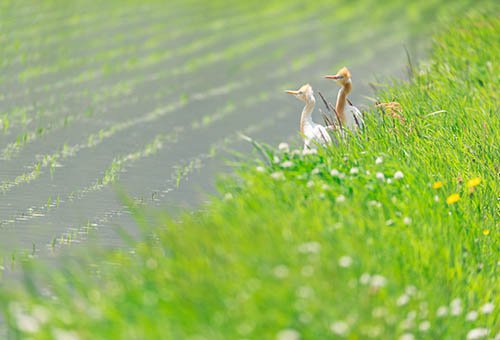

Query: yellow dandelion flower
[[482, 229, 490, 236], [432, 181, 443, 189], [446, 193, 460, 205], [467, 177, 481, 188]]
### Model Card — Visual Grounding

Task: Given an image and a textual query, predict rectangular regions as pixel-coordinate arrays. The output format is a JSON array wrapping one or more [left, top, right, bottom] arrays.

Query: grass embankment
[[1, 13, 499, 339]]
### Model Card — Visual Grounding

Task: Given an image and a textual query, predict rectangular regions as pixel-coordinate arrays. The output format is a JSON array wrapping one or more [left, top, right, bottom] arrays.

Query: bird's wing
[[348, 105, 364, 128], [315, 124, 332, 143]]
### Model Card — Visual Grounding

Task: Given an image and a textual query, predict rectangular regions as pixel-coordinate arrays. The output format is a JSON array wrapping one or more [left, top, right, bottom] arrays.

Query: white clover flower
[[281, 161, 294, 168], [273, 156, 280, 163], [405, 286, 417, 296], [224, 193, 233, 200], [397, 294, 410, 306], [386, 219, 395, 226], [15, 313, 40, 334], [368, 200, 382, 208], [434, 195, 440, 202], [400, 318, 414, 330], [480, 302, 494, 314], [330, 169, 340, 177], [370, 275, 387, 288], [364, 325, 383, 337], [311, 167, 320, 175], [297, 242, 321, 254], [338, 256, 353, 268], [450, 298, 462, 315], [277, 328, 300, 340], [278, 142, 290, 152], [297, 286, 314, 299], [365, 170, 371, 175], [375, 157, 383, 165], [302, 148, 317, 155], [466, 310, 478, 321], [350, 167, 359, 175], [386, 178, 393, 184], [256, 166, 265, 173], [399, 333, 414, 340], [336, 195, 346, 203], [372, 307, 386, 318], [376, 172, 385, 181], [360, 273, 371, 285], [419, 321, 431, 332], [403, 217, 412, 225], [271, 172, 285, 180], [53, 329, 80, 340], [306, 181, 314, 188], [436, 306, 448, 317], [330, 321, 349, 336], [32, 305, 49, 324], [394, 171, 404, 179], [466, 328, 489, 340], [321, 184, 330, 190], [291, 149, 302, 155], [9, 303, 40, 334], [273, 265, 289, 279]]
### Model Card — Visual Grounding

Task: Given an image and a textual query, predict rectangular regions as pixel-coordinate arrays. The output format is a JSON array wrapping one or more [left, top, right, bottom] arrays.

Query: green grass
[[1, 10, 499, 340]]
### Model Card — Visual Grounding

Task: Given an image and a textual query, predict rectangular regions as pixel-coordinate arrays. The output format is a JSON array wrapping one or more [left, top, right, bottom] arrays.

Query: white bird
[[286, 83, 332, 150], [324, 67, 364, 131]]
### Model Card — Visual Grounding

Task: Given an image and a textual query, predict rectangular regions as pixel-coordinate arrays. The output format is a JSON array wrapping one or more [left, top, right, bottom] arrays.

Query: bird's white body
[[286, 84, 332, 149], [300, 97, 332, 149]]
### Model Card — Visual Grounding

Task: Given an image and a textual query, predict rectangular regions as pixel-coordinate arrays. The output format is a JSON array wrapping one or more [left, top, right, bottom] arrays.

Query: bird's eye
[[298, 91, 303, 94]]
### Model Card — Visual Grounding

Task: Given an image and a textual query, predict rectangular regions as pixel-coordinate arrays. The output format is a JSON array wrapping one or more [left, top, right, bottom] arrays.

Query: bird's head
[[285, 83, 313, 102], [324, 66, 351, 86]]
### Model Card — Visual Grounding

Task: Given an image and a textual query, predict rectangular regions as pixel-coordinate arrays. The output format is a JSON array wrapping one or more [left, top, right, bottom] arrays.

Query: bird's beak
[[324, 75, 342, 80], [286, 90, 299, 95]]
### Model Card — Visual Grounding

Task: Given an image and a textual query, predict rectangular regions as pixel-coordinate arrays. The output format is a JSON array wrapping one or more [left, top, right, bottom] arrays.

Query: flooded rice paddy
[[0, 0, 483, 254]]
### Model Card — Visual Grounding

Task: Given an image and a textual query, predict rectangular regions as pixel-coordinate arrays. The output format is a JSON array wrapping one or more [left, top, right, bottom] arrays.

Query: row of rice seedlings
[[1, 0, 315, 102], [0, 2, 155, 60], [4, 1, 258, 77], [0, 1, 304, 139], [42, 107, 292, 254], [3, 84, 286, 224], [0, 84, 286, 229], [0, 0, 265, 81]]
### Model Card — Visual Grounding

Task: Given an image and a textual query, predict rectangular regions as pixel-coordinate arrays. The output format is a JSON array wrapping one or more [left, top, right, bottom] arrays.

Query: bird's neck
[[335, 81, 352, 123], [300, 97, 315, 135]]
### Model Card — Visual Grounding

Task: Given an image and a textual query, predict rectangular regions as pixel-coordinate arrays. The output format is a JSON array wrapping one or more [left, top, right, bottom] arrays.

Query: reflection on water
[[0, 0, 485, 254]]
